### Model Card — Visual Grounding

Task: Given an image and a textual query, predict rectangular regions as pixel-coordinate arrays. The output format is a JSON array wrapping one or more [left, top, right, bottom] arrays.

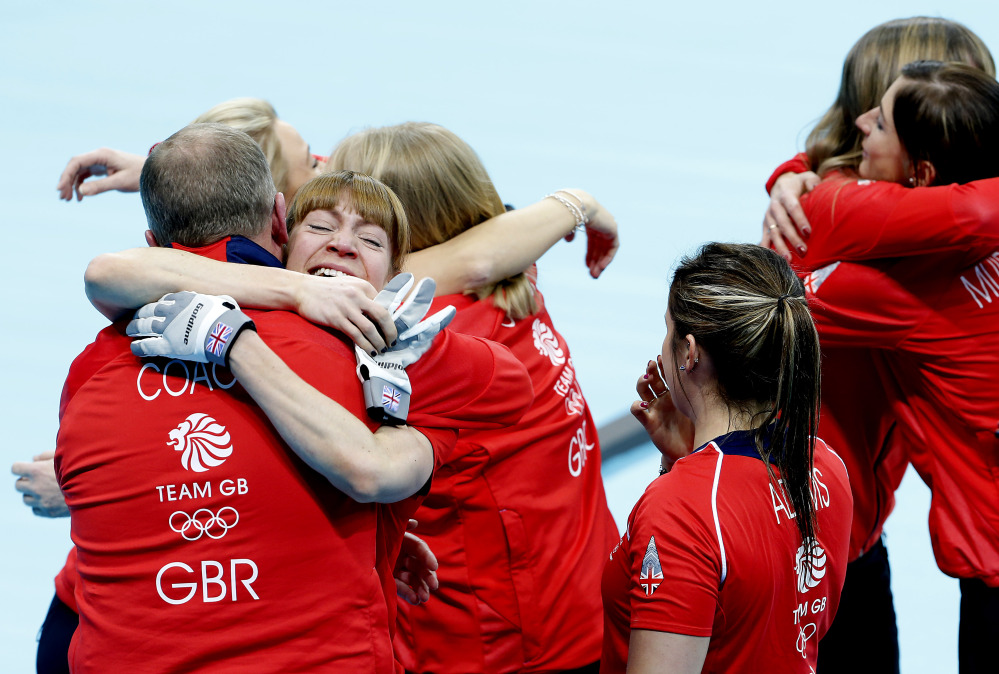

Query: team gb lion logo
[[167, 413, 233, 473]]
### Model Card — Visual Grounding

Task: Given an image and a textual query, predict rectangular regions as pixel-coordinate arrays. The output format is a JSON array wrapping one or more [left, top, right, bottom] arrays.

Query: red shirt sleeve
[[765, 153, 811, 194], [405, 328, 533, 432], [626, 473, 720, 637], [796, 176, 999, 271]]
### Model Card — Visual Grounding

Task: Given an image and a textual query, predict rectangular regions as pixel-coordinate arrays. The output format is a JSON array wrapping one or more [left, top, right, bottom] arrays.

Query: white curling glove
[[356, 273, 456, 425], [127, 291, 256, 367]]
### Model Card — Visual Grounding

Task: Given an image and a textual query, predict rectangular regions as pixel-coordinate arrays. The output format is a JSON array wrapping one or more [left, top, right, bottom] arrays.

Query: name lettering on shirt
[[961, 252, 999, 309], [552, 358, 585, 417], [136, 360, 237, 401], [771, 468, 832, 524], [568, 420, 595, 477]]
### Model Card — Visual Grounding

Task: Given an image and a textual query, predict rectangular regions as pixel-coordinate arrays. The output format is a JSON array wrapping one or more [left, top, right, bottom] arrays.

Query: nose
[[326, 230, 357, 257], [856, 108, 876, 135]]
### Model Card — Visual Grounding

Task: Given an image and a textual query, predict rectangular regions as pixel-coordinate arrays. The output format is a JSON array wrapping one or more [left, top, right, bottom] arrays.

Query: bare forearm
[[227, 331, 430, 502], [85, 248, 303, 320], [404, 194, 589, 295]]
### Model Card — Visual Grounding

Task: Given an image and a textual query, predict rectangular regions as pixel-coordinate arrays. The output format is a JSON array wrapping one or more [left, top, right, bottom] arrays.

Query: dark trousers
[[36, 593, 76, 674], [959, 578, 999, 674], [817, 537, 899, 674]]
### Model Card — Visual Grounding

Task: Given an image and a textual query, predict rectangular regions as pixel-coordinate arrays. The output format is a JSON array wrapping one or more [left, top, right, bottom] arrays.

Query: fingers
[[802, 171, 821, 192], [401, 532, 438, 572], [395, 577, 423, 605], [585, 230, 619, 279], [342, 302, 396, 355], [635, 359, 667, 400], [126, 316, 164, 337], [762, 205, 795, 260], [391, 277, 436, 334], [630, 398, 650, 424], [406, 518, 419, 531], [131, 338, 176, 358], [782, 195, 812, 246], [32, 450, 56, 462], [398, 306, 455, 344], [57, 150, 108, 200], [375, 273, 415, 313]]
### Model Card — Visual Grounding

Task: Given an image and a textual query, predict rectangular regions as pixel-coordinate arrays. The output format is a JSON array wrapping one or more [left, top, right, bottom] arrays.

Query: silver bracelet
[[545, 191, 586, 232]]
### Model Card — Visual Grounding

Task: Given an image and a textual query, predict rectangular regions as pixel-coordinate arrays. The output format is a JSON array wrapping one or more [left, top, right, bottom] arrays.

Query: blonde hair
[[329, 122, 537, 320], [286, 171, 410, 274], [807, 17, 994, 176], [193, 98, 290, 195]]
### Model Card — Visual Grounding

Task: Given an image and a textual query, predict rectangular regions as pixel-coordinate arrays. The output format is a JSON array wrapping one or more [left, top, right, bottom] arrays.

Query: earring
[[908, 176, 916, 185], [678, 365, 686, 371], [694, 358, 699, 364]]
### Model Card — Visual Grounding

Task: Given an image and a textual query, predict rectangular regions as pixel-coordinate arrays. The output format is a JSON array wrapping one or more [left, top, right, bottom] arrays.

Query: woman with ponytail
[[600, 243, 852, 673]]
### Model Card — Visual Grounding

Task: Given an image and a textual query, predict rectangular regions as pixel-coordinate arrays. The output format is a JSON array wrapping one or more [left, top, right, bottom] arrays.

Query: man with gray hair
[[52, 123, 454, 672]]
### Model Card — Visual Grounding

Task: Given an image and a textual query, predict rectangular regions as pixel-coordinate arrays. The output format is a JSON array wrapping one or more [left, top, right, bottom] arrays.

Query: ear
[[683, 334, 699, 371], [271, 192, 289, 246], [914, 160, 937, 187], [144, 230, 162, 248]]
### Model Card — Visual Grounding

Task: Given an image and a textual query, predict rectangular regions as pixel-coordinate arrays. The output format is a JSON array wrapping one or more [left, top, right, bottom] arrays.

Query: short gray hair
[[140, 123, 276, 247]]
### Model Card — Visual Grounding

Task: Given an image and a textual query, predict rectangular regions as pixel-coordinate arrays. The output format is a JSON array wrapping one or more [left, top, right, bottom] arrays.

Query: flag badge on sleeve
[[382, 385, 402, 413], [640, 535, 664, 596], [205, 323, 233, 359]]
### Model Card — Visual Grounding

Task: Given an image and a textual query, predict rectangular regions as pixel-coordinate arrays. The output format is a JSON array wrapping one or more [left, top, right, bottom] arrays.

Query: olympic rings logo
[[169, 507, 239, 541]]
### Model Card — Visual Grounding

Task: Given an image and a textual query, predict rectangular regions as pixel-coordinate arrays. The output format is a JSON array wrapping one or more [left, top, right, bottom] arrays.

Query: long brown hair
[[329, 122, 537, 320], [668, 243, 821, 549], [806, 17, 993, 176]]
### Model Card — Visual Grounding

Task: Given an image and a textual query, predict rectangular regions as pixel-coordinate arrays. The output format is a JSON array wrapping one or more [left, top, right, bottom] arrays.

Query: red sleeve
[[796, 176, 999, 272], [765, 153, 811, 194], [58, 322, 131, 419], [626, 472, 720, 637], [405, 328, 533, 432], [802, 261, 926, 349]]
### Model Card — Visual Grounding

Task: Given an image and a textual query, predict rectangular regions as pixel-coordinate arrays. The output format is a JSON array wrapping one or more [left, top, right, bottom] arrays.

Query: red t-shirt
[[803, 247, 999, 585], [395, 281, 618, 673], [601, 431, 852, 673]]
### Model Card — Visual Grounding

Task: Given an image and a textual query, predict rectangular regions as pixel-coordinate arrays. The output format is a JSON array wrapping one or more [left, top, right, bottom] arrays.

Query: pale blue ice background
[[3, 2, 997, 671]]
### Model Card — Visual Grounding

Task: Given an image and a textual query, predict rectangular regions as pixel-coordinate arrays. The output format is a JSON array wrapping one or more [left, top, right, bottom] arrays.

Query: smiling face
[[275, 119, 322, 204], [284, 207, 393, 290], [856, 77, 911, 184]]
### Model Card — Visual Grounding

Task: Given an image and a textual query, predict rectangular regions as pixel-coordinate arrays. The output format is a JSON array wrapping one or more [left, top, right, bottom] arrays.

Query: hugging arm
[[404, 189, 619, 295], [56, 147, 145, 201], [227, 330, 433, 503], [85, 248, 398, 353]]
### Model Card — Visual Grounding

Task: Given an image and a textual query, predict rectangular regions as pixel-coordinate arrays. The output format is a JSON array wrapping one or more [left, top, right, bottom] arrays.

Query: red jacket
[[395, 275, 619, 673], [797, 177, 999, 584]]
